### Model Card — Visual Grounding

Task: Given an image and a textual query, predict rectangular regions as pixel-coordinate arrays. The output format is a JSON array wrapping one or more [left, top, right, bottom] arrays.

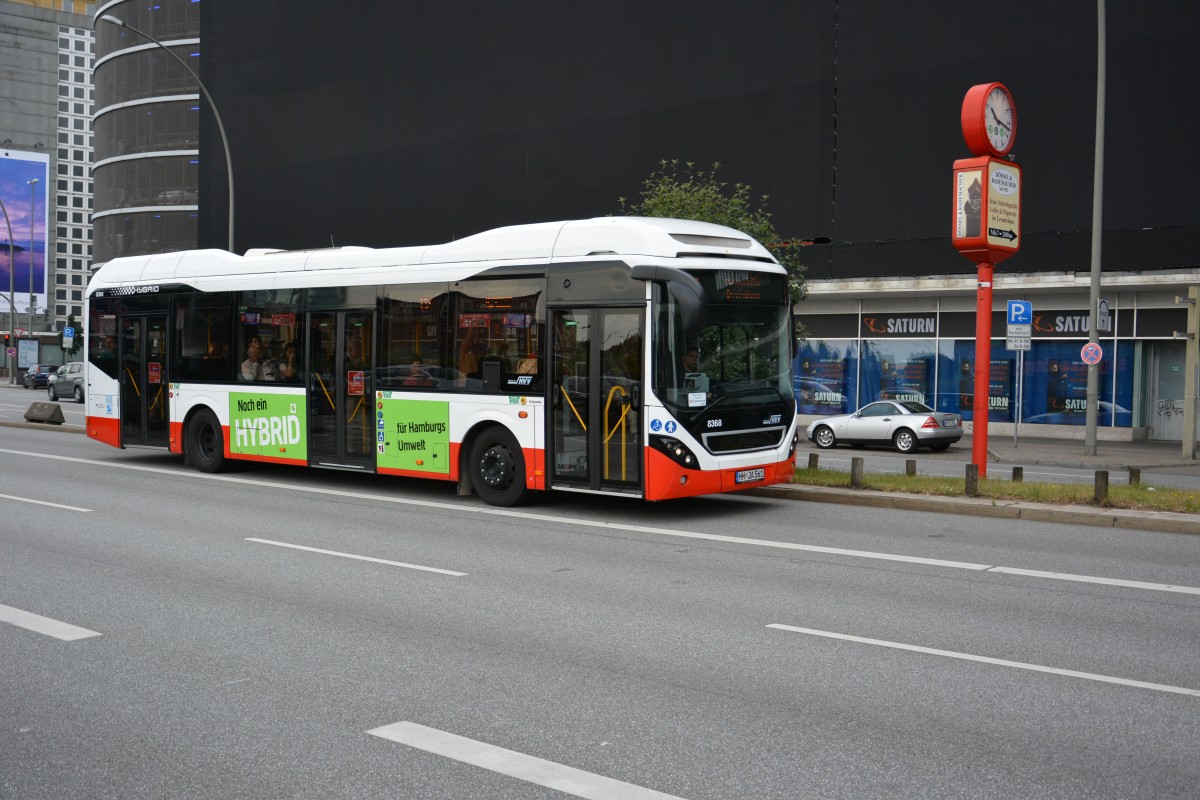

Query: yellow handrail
[[148, 383, 165, 418], [559, 384, 587, 432], [316, 373, 335, 410], [603, 385, 630, 480], [124, 366, 141, 398]]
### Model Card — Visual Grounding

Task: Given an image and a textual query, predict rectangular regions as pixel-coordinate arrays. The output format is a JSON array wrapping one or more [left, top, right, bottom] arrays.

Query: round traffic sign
[[1080, 342, 1103, 365]]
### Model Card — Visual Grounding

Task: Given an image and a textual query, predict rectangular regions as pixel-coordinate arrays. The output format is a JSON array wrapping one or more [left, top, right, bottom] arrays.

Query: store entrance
[[1148, 343, 1186, 441]]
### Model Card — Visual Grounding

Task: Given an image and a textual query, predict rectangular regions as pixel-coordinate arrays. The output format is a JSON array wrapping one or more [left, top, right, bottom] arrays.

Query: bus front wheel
[[469, 426, 529, 507], [188, 408, 227, 473]]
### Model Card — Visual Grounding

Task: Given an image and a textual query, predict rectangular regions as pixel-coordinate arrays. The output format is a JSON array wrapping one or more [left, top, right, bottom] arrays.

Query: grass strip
[[791, 467, 1200, 514]]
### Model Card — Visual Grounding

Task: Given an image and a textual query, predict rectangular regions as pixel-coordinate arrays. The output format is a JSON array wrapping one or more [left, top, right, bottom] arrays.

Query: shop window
[[794, 340, 857, 414]]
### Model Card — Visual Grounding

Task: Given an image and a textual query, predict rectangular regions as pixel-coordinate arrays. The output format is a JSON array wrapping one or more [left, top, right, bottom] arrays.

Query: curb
[[0, 420, 85, 434], [748, 484, 1200, 536]]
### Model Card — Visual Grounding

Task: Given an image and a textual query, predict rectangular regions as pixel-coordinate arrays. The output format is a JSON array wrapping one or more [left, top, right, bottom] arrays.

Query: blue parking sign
[[1007, 300, 1032, 325]]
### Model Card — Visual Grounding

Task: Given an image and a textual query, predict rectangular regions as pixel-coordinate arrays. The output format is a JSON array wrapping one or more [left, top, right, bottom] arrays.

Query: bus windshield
[[652, 269, 794, 428]]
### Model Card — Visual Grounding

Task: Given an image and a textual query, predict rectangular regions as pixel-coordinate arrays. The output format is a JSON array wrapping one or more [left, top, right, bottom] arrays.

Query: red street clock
[[961, 82, 1016, 158], [953, 83, 1021, 264]]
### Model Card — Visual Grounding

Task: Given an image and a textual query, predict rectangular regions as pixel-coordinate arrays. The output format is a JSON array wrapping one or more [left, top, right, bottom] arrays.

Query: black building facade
[[130, 1, 1200, 439]]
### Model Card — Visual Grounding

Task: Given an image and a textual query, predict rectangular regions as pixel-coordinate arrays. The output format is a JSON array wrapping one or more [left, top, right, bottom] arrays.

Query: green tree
[[618, 160, 809, 304]]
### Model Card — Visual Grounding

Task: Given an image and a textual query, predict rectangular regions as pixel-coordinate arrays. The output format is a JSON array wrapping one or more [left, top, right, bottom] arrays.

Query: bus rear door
[[119, 314, 170, 447], [307, 310, 375, 470]]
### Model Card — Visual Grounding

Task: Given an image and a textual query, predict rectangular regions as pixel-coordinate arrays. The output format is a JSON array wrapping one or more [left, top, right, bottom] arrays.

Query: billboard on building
[[0, 149, 51, 326]]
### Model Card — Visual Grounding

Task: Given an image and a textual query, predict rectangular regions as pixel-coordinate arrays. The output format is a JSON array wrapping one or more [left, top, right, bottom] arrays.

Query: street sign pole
[[1015, 349, 1023, 447], [1006, 300, 1032, 448]]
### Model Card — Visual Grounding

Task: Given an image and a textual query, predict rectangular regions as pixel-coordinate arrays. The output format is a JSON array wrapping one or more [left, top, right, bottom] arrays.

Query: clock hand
[[988, 106, 1011, 133]]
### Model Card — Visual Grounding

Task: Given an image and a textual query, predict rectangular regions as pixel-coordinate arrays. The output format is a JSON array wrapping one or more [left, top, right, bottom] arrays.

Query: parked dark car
[[48, 361, 85, 403], [22, 364, 59, 389]]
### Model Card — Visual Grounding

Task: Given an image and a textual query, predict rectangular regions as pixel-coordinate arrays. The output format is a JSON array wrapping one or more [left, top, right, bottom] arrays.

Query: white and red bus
[[84, 217, 798, 505]]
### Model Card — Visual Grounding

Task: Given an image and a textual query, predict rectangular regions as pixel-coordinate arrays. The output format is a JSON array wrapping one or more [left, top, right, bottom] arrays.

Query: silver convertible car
[[805, 400, 963, 453]]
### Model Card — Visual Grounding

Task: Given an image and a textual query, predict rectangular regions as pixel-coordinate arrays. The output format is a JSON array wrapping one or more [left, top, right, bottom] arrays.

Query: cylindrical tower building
[[92, 0, 201, 264]]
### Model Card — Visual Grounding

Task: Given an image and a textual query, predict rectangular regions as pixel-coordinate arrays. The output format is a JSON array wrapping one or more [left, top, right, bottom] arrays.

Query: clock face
[[986, 87, 1014, 152]]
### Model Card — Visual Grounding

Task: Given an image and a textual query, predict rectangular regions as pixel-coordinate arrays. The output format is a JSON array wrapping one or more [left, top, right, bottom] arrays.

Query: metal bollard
[[965, 463, 979, 497], [1012, 466, 1023, 483], [1094, 470, 1109, 505], [1127, 468, 1141, 486], [808, 452, 820, 470], [850, 456, 864, 488], [905, 459, 916, 476]]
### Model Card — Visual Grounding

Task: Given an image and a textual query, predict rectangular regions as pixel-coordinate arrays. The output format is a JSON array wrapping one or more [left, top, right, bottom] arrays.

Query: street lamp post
[[27, 177, 38, 338], [97, 14, 235, 253], [1, 197, 14, 383]]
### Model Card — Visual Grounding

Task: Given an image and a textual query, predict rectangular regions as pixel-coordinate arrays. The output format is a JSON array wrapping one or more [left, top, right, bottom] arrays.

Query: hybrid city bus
[[84, 217, 799, 505]]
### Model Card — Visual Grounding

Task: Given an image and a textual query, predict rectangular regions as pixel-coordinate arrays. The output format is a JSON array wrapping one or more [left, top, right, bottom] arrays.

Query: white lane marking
[[988, 566, 1200, 595], [767, 624, 1200, 698], [0, 603, 102, 641], [0, 492, 91, 512], [4, 448, 1198, 596], [368, 721, 686, 800], [246, 538, 466, 576]]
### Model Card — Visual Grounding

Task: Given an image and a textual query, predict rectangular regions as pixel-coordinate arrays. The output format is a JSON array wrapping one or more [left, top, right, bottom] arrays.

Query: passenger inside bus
[[240, 335, 281, 381], [403, 355, 433, 387], [278, 342, 298, 381]]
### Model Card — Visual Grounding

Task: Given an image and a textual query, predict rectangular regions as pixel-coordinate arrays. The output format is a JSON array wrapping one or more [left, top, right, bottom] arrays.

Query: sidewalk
[[774, 433, 1200, 535], [954, 433, 1198, 473]]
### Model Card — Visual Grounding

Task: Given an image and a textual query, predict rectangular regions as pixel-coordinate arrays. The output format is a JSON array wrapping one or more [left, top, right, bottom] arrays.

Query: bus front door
[[307, 310, 375, 470], [550, 307, 643, 494], [119, 315, 169, 447]]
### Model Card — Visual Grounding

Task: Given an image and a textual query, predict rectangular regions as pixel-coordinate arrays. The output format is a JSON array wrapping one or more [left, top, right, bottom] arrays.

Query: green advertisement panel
[[229, 391, 307, 460], [376, 392, 450, 474]]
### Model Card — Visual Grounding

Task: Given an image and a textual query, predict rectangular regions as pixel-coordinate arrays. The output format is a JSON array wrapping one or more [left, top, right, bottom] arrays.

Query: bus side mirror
[[631, 265, 708, 339]]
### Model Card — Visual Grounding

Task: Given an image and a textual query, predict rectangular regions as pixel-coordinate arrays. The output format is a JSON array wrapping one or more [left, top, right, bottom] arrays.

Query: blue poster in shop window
[[941, 341, 1132, 425], [794, 341, 858, 414], [944, 343, 1013, 421]]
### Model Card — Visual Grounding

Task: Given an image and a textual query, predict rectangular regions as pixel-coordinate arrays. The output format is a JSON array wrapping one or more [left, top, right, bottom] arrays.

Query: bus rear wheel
[[188, 408, 227, 473], [469, 426, 529, 507]]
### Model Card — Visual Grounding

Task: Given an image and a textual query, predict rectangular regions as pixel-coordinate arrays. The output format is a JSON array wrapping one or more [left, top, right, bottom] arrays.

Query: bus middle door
[[550, 307, 643, 495]]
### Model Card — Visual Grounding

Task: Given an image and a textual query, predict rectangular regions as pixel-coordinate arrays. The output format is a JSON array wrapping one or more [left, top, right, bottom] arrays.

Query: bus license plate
[[735, 468, 765, 484]]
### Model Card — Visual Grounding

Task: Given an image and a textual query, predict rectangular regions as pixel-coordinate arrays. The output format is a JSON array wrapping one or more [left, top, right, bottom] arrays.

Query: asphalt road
[[2, 426, 1199, 799]]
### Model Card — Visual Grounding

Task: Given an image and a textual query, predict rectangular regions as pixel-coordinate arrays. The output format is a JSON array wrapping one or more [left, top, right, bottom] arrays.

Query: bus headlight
[[653, 436, 699, 469]]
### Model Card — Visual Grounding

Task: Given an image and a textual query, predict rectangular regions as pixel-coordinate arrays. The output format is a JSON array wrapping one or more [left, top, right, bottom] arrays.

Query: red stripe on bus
[[86, 416, 121, 448], [377, 467, 455, 481]]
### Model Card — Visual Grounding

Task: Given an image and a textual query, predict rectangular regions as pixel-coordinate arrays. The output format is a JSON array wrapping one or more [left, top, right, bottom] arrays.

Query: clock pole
[[953, 82, 1021, 480], [973, 262, 995, 476]]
